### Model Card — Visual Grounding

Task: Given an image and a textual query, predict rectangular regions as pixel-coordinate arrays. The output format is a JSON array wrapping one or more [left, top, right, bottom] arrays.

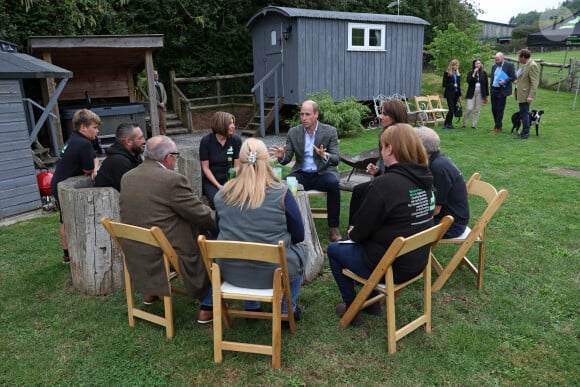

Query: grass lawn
[[1, 73, 579, 385]]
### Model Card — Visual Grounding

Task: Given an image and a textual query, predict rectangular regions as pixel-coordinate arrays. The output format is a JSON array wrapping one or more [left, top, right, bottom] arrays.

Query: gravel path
[[171, 130, 288, 150]]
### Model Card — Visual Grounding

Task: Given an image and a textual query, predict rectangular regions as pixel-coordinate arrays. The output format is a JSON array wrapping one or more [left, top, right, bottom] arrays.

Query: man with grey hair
[[120, 135, 217, 323], [94, 122, 145, 191], [415, 127, 470, 238]]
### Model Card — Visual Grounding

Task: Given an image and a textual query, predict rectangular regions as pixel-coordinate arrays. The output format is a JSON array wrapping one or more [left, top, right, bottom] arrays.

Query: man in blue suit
[[490, 52, 516, 134], [270, 100, 342, 242]]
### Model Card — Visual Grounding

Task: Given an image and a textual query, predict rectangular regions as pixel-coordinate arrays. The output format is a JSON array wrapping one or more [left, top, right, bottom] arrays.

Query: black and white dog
[[511, 110, 545, 136]]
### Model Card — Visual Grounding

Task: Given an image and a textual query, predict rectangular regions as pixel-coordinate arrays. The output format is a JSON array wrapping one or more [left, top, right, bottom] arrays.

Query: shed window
[[348, 23, 385, 51], [271, 30, 277, 46]]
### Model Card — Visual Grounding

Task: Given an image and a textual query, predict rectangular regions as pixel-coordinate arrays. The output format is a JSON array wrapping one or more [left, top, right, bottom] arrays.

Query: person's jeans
[[445, 94, 459, 126], [434, 215, 467, 239], [519, 102, 531, 138], [327, 242, 372, 305], [244, 275, 303, 313], [201, 275, 303, 314], [289, 170, 340, 227]]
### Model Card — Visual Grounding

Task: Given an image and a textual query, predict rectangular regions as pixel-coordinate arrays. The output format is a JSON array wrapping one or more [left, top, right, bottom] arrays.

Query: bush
[[286, 90, 370, 137]]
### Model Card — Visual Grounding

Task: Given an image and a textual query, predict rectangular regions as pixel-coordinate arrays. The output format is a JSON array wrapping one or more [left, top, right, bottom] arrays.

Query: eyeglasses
[[168, 152, 180, 158]]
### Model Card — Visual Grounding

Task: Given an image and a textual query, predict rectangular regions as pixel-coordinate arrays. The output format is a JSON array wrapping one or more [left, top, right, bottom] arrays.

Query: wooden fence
[[169, 72, 255, 132], [506, 56, 579, 91]]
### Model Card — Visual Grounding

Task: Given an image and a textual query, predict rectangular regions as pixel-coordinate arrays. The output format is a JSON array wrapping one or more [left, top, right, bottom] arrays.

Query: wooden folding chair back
[[413, 96, 438, 127], [197, 235, 295, 369], [431, 173, 509, 291], [339, 216, 453, 354], [101, 217, 185, 338], [427, 95, 448, 124]]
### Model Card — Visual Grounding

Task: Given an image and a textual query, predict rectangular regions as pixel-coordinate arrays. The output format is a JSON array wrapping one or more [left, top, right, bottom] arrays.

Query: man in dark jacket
[[94, 123, 145, 191], [416, 127, 469, 238]]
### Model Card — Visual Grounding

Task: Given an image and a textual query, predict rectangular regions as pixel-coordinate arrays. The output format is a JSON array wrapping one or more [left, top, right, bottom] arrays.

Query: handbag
[[454, 101, 463, 122]]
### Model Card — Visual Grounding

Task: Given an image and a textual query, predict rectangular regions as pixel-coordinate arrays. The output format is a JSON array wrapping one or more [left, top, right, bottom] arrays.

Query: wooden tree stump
[[58, 176, 123, 295], [177, 145, 202, 198], [295, 190, 324, 284]]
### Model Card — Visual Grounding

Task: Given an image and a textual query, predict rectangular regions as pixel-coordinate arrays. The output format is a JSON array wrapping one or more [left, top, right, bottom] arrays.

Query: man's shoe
[[514, 134, 529, 140], [491, 128, 502, 134], [62, 256, 70, 264], [197, 309, 213, 324], [329, 227, 342, 242], [335, 303, 362, 327], [362, 301, 382, 316], [143, 295, 159, 305]]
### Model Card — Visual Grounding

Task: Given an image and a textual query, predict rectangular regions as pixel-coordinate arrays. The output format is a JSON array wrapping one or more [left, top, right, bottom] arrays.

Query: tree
[[425, 23, 493, 76]]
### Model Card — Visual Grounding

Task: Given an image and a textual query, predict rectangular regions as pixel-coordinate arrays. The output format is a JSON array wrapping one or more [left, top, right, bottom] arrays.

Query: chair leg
[[212, 269, 223, 363], [477, 242, 486, 289], [271, 273, 282, 369], [424, 260, 432, 333], [385, 271, 397, 355], [124, 261, 136, 327], [163, 295, 174, 339]]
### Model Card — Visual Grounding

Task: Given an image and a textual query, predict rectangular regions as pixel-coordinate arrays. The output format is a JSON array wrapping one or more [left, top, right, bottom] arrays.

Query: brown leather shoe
[[197, 309, 213, 324], [491, 128, 502, 134], [329, 227, 342, 242], [143, 295, 160, 305], [335, 303, 362, 327]]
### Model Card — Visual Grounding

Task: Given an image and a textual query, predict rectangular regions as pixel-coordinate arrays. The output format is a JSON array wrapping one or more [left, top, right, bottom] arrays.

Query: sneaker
[[335, 303, 362, 327], [143, 295, 159, 305], [62, 256, 70, 264], [197, 308, 213, 324], [471, 126, 477, 130]]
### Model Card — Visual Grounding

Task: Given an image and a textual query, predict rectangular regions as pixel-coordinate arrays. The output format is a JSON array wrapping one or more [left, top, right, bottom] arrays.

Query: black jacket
[[350, 163, 435, 276], [443, 71, 462, 100], [466, 69, 489, 100], [94, 141, 142, 191]]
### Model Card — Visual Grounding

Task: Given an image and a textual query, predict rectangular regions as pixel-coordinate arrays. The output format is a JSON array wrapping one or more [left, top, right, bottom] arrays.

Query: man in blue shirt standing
[[490, 52, 516, 134]]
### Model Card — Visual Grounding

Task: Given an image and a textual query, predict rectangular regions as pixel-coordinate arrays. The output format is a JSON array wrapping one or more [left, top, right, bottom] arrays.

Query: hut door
[[262, 20, 284, 99]]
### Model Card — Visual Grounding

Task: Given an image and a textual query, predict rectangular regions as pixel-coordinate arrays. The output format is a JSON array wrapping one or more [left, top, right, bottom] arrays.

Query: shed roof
[[247, 6, 429, 27], [29, 34, 164, 72], [0, 52, 72, 79]]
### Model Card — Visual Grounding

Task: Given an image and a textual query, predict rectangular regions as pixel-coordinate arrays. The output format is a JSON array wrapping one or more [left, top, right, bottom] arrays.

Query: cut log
[[58, 176, 123, 295]]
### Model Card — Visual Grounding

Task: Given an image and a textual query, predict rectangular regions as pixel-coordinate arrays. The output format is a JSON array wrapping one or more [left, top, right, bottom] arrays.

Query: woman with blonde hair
[[214, 138, 306, 319], [328, 124, 435, 326], [442, 59, 462, 129], [199, 111, 242, 209]]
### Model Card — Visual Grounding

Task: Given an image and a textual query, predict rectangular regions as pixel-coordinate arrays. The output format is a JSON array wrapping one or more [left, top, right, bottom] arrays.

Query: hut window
[[348, 23, 385, 51], [271, 30, 277, 45]]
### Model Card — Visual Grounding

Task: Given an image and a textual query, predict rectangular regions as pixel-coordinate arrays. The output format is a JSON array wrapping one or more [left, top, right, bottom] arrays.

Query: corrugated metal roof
[[0, 52, 72, 79], [247, 6, 429, 27]]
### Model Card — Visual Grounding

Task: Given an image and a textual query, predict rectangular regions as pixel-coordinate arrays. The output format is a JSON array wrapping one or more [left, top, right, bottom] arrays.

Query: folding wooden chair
[[339, 216, 453, 354], [101, 217, 186, 339], [431, 173, 509, 291], [427, 95, 448, 125], [414, 96, 438, 127], [197, 235, 296, 369]]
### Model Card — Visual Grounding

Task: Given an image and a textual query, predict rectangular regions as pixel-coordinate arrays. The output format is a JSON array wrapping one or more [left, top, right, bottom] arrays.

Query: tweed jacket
[[515, 59, 540, 103], [490, 61, 516, 97], [119, 160, 217, 298], [278, 122, 340, 178]]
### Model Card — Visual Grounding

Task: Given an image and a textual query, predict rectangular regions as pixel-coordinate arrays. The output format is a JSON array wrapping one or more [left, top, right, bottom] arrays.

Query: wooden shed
[[0, 46, 72, 218], [246, 6, 429, 106], [29, 34, 164, 149]]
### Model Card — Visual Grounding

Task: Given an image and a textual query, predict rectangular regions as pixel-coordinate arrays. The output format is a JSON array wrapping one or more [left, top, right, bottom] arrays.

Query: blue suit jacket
[[490, 61, 516, 97], [279, 122, 340, 178]]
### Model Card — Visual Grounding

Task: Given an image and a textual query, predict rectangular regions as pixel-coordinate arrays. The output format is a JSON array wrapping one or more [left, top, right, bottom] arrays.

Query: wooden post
[[58, 176, 124, 295], [170, 70, 180, 118]]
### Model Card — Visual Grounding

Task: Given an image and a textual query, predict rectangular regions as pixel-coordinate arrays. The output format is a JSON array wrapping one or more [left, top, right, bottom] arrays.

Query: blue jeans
[[327, 242, 372, 305], [434, 215, 467, 239], [519, 102, 531, 138], [202, 275, 303, 314], [288, 170, 340, 227]]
